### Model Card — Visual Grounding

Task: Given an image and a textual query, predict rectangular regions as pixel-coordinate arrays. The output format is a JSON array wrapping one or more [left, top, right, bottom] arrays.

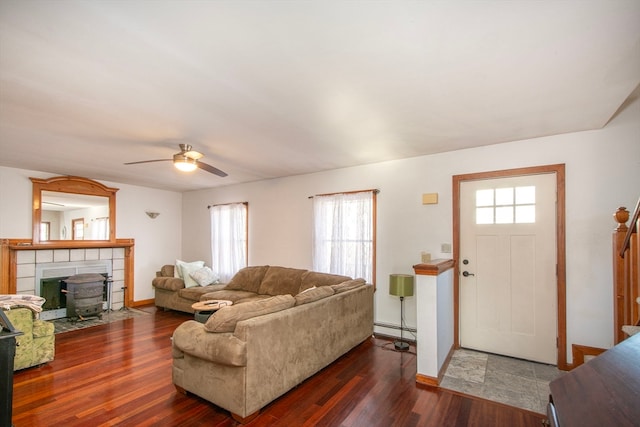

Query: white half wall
[[0, 167, 183, 302], [182, 93, 640, 364]]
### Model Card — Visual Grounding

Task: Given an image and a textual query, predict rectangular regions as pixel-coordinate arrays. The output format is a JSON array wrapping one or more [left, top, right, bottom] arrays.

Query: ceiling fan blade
[[197, 160, 228, 177], [124, 159, 172, 165]]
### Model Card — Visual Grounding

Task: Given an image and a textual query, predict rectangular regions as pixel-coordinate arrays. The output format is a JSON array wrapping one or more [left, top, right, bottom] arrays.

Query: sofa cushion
[[225, 266, 270, 293], [234, 295, 273, 304], [201, 289, 261, 304], [180, 262, 208, 288], [331, 278, 366, 293], [294, 286, 335, 306], [175, 260, 205, 279], [178, 284, 225, 302], [204, 295, 295, 333], [190, 266, 220, 286], [258, 266, 307, 296], [152, 276, 185, 292], [299, 271, 352, 293]]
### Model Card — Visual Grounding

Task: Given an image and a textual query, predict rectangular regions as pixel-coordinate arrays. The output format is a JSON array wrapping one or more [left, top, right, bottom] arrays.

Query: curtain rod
[[207, 201, 248, 209], [308, 189, 380, 199]]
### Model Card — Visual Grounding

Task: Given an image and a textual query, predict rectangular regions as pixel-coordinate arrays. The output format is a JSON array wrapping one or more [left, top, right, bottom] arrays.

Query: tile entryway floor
[[440, 348, 564, 414]]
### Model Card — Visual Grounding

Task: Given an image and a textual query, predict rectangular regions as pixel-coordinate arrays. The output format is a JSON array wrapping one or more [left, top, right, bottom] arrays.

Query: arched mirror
[[31, 176, 118, 244]]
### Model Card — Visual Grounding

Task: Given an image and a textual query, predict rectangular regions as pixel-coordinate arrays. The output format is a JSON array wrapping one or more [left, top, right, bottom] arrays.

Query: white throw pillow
[[190, 266, 220, 286], [174, 260, 204, 279]]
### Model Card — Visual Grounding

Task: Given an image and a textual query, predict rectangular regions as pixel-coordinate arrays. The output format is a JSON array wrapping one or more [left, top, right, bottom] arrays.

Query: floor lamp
[[389, 274, 414, 351]]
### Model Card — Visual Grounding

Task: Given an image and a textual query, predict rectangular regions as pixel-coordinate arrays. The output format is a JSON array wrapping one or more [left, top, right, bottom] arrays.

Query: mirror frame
[[31, 176, 118, 245]]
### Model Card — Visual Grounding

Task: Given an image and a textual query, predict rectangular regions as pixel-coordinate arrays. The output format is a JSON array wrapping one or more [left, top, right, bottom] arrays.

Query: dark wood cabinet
[[548, 333, 640, 427]]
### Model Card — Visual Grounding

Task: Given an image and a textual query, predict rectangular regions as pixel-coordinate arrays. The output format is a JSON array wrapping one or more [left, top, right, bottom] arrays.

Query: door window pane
[[476, 189, 494, 207], [516, 186, 536, 204], [495, 188, 513, 205], [475, 186, 537, 224]]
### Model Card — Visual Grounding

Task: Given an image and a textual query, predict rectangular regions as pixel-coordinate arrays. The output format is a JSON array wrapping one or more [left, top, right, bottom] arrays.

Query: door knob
[[462, 271, 475, 277]]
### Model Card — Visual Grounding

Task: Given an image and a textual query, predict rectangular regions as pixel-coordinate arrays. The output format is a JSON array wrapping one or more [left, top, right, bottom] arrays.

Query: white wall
[[0, 167, 183, 302], [182, 94, 640, 364]]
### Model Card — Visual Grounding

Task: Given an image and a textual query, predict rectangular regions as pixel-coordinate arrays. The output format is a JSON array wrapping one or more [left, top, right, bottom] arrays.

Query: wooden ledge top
[[1, 238, 135, 250], [413, 259, 455, 276]]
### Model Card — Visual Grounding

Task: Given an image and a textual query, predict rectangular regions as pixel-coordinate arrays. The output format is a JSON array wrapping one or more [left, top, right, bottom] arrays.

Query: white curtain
[[93, 217, 109, 240], [312, 191, 374, 283], [210, 203, 247, 282]]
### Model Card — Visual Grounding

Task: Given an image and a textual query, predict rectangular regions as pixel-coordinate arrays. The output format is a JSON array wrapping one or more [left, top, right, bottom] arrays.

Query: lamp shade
[[389, 274, 414, 297]]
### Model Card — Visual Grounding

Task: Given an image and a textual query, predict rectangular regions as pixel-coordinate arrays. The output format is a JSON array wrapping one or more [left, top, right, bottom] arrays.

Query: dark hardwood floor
[[12, 306, 545, 426]]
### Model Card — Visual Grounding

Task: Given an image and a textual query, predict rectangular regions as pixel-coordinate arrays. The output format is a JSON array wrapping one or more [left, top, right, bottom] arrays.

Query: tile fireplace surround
[[0, 239, 135, 311]]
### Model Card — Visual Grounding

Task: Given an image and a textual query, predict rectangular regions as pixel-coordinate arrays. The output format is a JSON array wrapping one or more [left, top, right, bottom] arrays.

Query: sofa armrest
[[152, 276, 185, 291], [32, 319, 54, 337], [172, 320, 247, 367]]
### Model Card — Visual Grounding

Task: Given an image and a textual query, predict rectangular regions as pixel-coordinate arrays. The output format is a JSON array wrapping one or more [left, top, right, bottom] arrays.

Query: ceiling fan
[[124, 144, 227, 177]]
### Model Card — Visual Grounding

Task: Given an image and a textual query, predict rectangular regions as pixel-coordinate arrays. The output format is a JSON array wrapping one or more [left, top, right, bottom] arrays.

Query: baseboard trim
[[571, 343, 606, 369], [416, 373, 439, 387], [131, 298, 154, 308], [415, 344, 456, 388]]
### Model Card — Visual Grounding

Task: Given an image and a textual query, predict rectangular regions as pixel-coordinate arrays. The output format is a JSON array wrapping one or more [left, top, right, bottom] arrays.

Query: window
[[93, 217, 109, 240], [40, 222, 50, 241], [476, 186, 536, 225], [312, 190, 376, 284], [209, 202, 248, 282], [72, 218, 84, 240]]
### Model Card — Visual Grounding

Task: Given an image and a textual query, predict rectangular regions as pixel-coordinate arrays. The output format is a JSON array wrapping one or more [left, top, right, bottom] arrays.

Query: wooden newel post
[[613, 207, 629, 344], [614, 207, 629, 232]]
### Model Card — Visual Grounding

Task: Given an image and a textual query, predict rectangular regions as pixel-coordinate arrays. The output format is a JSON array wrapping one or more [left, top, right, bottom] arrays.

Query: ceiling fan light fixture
[[173, 154, 197, 172]]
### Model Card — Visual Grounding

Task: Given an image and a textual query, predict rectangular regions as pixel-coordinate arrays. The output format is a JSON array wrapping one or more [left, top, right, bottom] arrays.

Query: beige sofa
[[171, 265, 374, 422]]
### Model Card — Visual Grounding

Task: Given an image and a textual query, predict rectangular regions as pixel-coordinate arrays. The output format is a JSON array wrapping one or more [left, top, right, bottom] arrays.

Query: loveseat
[[1, 306, 55, 370], [171, 265, 374, 422]]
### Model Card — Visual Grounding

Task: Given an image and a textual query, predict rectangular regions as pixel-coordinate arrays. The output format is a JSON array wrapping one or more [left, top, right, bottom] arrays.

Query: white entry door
[[459, 173, 557, 364]]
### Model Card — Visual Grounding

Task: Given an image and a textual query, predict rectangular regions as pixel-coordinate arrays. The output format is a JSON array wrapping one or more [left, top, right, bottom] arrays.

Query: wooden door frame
[[452, 164, 568, 370]]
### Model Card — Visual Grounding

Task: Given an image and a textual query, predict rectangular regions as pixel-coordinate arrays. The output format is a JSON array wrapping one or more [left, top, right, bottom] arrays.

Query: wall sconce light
[[145, 211, 160, 219]]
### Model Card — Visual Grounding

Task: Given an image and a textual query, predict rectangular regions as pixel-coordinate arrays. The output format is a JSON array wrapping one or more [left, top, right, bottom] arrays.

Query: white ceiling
[[1, 1, 639, 192]]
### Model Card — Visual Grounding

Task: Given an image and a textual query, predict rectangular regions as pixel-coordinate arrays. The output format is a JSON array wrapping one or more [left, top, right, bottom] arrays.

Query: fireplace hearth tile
[[17, 277, 36, 293], [17, 250, 35, 264], [36, 250, 54, 263], [54, 249, 70, 262], [70, 249, 85, 261], [85, 249, 99, 260], [17, 263, 35, 278], [52, 307, 149, 334], [99, 248, 113, 260]]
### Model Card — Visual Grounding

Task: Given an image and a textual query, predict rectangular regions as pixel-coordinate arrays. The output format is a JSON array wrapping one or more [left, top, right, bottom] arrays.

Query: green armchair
[[2, 307, 55, 370]]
